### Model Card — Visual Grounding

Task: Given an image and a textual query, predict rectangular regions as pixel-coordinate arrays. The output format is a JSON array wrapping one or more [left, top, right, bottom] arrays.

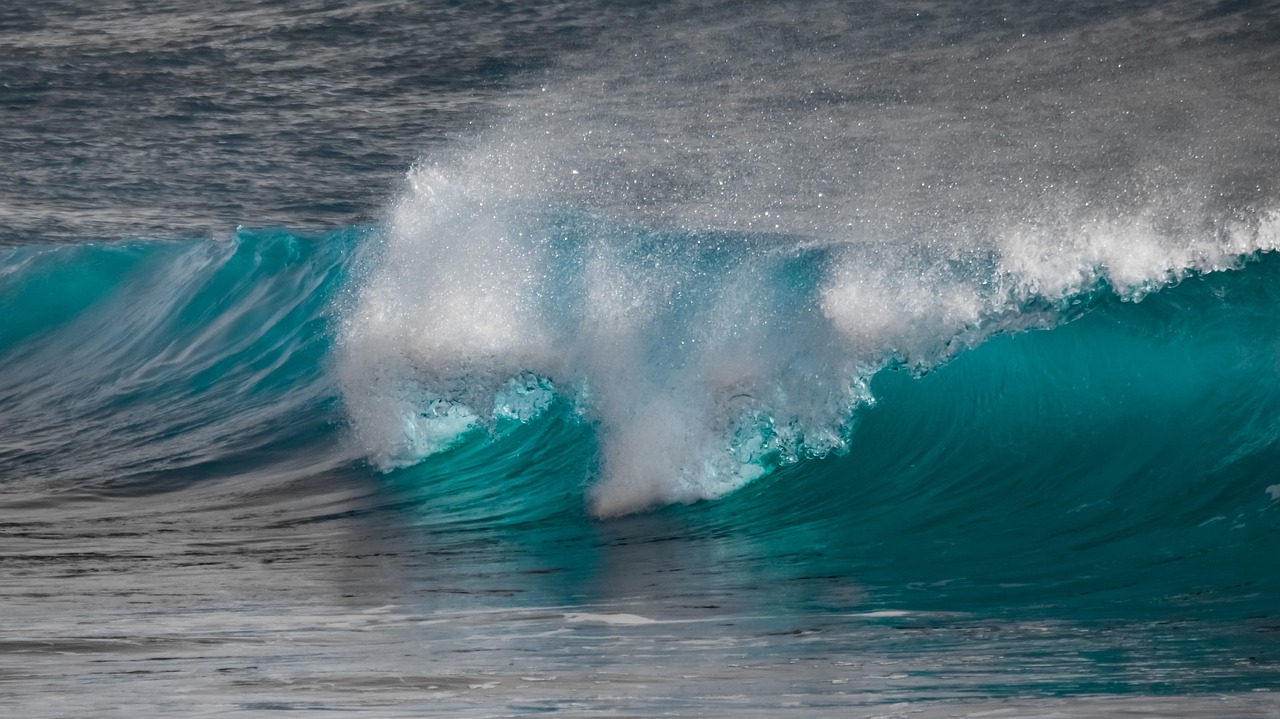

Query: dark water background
[[0, 0, 616, 242]]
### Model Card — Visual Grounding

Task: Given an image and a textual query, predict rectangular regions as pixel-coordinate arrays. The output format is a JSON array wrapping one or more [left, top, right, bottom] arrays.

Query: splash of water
[[336, 0, 1280, 516]]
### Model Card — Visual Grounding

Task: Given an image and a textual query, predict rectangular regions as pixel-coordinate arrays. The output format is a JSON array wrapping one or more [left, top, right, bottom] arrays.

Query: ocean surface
[[3, 1, 1280, 716]]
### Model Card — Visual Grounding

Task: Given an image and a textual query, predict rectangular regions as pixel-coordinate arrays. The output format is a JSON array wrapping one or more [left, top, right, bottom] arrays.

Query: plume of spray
[[337, 0, 1280, 516]]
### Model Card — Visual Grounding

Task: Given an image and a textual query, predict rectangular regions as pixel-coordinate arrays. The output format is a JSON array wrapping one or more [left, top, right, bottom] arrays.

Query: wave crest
[[336, 157, 1280, 516]]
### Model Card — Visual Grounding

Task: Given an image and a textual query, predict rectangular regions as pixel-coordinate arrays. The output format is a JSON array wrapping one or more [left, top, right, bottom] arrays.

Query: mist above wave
[[336, 0, 1280, 516]]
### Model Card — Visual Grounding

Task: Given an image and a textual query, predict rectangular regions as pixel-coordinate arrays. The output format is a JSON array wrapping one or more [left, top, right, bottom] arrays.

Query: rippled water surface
[[3, 1, 1280, 716]]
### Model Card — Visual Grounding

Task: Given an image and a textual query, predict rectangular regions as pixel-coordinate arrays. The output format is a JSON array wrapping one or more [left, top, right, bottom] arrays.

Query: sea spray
[[335, 0, 1280, 516], [336, 152, 1280, 515]]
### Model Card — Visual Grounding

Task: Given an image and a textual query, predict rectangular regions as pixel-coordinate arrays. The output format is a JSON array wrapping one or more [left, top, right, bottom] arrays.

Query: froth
[[339, 157, 1278, 516], [337, 0, 1280, 515]]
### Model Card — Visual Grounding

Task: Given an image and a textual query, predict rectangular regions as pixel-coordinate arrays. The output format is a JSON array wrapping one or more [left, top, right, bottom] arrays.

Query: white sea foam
[[563, 613, 657, 625], [338, 163, 1278, 515], [336, 0, 1280, 516]]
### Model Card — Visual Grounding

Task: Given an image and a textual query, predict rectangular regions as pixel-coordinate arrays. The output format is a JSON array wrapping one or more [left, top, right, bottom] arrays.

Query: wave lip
[[336, 149, 1280, 517]]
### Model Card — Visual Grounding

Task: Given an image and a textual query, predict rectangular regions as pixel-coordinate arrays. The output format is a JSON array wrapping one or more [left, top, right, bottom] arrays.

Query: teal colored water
[[5, 226, 1278, 623]]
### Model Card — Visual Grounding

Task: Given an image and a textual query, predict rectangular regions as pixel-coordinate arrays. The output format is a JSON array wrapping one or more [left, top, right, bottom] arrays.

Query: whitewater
[[3, 1, 1280, 717]]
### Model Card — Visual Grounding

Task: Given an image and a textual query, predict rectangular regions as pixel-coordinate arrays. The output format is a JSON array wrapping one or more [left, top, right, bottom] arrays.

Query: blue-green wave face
[[709, 253, 1280, 615]]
